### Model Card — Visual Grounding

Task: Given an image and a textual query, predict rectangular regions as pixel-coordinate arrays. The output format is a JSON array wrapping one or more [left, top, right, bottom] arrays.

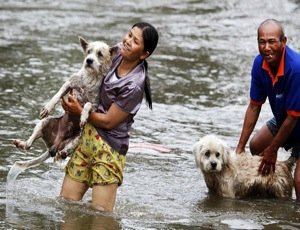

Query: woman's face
[[121, 26, 149, 62]]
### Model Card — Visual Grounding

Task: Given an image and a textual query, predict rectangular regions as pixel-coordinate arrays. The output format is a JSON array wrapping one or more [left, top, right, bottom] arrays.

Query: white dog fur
[[193, 134, 295, 199]]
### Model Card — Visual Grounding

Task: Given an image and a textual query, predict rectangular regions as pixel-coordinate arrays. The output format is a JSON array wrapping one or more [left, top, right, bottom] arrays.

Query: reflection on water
[[1, 0, 300, 229]]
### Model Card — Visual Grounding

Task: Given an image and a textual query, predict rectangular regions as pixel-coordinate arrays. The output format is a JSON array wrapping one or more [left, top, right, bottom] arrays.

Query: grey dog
[[12, 37, 116, 166]]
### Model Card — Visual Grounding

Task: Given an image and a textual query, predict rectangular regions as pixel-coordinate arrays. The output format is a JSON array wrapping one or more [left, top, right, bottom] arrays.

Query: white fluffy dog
[[193, 135, 295, 199]]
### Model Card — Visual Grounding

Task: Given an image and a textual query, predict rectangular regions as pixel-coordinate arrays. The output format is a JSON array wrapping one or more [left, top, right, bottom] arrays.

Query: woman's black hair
[[132, 22, 159, 109]]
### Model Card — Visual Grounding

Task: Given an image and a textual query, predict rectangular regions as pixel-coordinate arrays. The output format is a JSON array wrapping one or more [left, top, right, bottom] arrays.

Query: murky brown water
[[1, 0, 300, 229]]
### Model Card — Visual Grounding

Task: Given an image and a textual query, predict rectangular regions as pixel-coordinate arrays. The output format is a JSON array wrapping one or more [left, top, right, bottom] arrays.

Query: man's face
[[257, 22, 286, 69]]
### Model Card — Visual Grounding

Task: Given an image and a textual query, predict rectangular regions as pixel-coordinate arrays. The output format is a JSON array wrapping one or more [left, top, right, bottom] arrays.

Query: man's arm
[[259, 114, 298, 175], [236, 102, 261, 154]]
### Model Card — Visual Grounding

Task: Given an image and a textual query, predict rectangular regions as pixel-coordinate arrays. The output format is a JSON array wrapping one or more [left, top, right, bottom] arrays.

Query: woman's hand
[[61, 92, 83, 116]]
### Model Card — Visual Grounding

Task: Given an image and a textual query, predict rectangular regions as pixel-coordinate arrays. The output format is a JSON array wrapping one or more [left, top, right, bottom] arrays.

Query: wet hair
[[132, 22, 159, 56], [132, 22, 159, 109], [257, 19, 285, 41]]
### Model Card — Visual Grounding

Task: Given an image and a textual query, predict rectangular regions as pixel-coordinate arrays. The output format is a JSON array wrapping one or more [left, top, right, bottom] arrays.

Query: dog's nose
[[211, 161, 217, 169], [86, 58, 93, 65]]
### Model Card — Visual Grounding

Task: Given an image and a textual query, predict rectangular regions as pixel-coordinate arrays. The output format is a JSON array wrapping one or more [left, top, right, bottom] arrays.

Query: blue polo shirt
[[250, 45, 300, 148]]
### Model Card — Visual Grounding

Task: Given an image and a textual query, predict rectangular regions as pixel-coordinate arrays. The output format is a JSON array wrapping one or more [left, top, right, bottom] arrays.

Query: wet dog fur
[[12, 37, 116, 159], [193, 134, 295, 199]]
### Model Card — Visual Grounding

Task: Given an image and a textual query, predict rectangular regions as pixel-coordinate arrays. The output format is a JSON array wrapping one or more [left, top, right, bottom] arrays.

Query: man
[[235, 19, 300, 201]]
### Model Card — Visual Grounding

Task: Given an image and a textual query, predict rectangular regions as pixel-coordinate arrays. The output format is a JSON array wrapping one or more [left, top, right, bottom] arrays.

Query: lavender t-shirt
[[95, 46, 146, 155]]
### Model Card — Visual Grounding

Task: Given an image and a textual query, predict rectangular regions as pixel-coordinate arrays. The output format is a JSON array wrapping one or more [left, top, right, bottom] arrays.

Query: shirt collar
[[262, 46, 286, 86]]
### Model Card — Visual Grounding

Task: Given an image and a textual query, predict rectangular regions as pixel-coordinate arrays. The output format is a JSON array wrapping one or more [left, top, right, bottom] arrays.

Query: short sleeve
[[250, 56, 267, 104], [115, 82, 144, 114], [286, 73, 300, 117]]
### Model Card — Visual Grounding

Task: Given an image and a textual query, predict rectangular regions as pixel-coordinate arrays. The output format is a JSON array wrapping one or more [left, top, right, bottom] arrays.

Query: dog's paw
[[12, 139, 30, 150], [40, 107, 49, 119], [55, 150, 71, 161], [80, 119, 87, 129], [80, 102, 92, 128], [49, 145, 58, 157]]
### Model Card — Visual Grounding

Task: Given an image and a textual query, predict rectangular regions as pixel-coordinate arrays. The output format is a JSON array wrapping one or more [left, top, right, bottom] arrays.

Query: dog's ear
[[79, 36, 89, 53], [193, 141, 202, 168], [221, 141, 233, 164], [109, 45, 118, 59]]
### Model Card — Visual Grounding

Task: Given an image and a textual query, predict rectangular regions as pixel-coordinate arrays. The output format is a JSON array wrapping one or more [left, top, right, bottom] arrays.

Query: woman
[[60, 22, 159, 211]]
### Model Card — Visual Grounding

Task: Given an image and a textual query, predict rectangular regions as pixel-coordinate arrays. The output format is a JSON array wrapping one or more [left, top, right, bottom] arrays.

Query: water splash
[[5, 143, 169, 187]]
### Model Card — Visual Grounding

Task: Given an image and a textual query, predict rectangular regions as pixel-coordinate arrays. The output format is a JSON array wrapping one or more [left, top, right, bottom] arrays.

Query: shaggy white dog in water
[[193, 135, 295, 199]]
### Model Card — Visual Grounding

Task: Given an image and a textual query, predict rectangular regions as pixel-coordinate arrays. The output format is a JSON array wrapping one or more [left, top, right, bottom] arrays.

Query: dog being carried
[[12, 37, 116, 163], [193, 135, 295, 199]]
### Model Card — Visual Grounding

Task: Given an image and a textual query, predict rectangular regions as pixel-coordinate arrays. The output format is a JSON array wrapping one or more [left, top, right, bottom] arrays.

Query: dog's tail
[[7, 151, 50, 187]]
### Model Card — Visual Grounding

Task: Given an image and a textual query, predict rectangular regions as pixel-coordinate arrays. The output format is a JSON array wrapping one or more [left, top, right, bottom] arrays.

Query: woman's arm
[[88, 103, 129, 129], [61, 94, 129, 130]]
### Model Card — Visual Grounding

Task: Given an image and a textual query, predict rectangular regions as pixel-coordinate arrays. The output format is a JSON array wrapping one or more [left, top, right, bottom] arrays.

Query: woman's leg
[[91, 183, 118, 211], [60, 174, 89, 201], [249, 124, 274, 155]]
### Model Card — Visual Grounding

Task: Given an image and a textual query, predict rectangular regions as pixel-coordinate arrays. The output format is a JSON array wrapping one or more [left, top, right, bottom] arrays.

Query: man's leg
[[250, 124, 274, 155]]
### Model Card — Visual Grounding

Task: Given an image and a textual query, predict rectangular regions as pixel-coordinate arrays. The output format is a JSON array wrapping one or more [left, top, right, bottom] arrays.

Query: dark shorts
[[266, 117, 300, 159]]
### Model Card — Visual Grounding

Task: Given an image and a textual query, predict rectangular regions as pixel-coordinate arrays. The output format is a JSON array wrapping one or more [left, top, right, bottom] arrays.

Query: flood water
[[1, 0, 300, 229]]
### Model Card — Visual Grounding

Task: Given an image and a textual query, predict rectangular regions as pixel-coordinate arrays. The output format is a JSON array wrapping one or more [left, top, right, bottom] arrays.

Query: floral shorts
[[65, 123, 126, 187]]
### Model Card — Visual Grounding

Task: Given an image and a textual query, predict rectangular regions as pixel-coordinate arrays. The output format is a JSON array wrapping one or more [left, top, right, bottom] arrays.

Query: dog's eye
[[205, 151, 210, 157], [216, 152, 220, 157], [87, 49, 92, 54], [97, 51, 103, 57]]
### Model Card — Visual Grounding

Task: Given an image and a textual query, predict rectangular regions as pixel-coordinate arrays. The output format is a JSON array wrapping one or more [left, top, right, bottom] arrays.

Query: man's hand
[[235, 146, 245, 154], [258, 146, 278, 175]]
